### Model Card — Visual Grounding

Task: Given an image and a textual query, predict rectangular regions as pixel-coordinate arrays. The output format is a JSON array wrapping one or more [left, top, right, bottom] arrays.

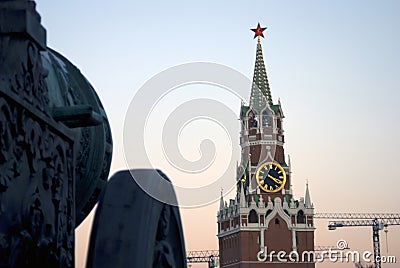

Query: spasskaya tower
[[217, 23, 315, 268]]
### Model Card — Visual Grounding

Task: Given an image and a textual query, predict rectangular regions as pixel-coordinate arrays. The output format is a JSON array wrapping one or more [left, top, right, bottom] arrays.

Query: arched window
[[252, 117, 258, 127], [262, 110, 273, 127], [248, 111, 258, 128], [275, 218, 280, 225], [248, 209, 258, 223], [297, 210, 305, 224]]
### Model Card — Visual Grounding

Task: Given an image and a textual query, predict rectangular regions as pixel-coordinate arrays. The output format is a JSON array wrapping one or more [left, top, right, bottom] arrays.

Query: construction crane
[[314, 245, 350, 251], [187, 250, 219, 268], [314, 213, 400, 268], [188, 213, 399, 267], [186, 246, 346, 267], [314, 213, 400, 220]]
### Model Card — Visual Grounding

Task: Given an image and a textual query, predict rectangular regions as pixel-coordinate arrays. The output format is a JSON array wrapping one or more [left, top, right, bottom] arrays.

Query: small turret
[[305, 182, 313, 209], [240, 182, 247, 208], [219, 189, 224, 211]]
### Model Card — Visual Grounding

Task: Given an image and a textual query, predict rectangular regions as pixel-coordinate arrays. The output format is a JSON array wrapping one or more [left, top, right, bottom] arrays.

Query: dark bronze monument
[[0, 0, 112, 266], [0, 1, 186, 267], [87, 170, 187, 268]]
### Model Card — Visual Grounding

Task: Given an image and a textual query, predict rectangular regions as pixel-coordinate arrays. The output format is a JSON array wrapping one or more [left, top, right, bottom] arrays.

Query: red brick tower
[[217, 24, 315, 268]]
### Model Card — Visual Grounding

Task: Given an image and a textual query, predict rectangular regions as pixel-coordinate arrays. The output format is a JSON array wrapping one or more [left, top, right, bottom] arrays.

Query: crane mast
[[315, 213, 400, 268]]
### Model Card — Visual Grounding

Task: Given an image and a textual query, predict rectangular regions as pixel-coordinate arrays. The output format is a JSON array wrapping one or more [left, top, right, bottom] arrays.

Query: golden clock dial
[[256, 162, 286, 193]]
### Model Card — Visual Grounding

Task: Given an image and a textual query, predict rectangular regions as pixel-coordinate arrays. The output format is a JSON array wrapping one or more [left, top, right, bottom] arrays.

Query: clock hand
[[268, 174, 283, 184]]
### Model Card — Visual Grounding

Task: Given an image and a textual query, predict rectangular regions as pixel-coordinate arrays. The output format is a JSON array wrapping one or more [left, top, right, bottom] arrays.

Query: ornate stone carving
[[0, 1, 111, 266], [0, 94, 75, 267]]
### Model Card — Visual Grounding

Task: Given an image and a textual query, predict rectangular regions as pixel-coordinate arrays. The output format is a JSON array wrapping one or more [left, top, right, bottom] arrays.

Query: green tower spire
[[250, 38, 273, 111], [249, 24, 273, 112]]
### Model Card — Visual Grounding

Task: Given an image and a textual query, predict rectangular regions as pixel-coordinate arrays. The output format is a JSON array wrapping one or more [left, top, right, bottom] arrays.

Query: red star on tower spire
[[251, 23, 267, 39]]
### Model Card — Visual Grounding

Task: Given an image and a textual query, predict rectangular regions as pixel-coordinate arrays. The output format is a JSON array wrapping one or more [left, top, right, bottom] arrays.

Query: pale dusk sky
[[36, 1, 400, 267]]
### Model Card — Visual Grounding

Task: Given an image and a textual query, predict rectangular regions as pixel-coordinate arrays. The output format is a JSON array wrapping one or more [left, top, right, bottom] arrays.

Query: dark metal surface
[[41, 48, 112, 226], [87, 170, 187, 268]]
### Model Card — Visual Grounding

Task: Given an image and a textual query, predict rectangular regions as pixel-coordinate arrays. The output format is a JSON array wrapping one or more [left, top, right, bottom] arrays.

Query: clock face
[[256, 162, 286, 193]]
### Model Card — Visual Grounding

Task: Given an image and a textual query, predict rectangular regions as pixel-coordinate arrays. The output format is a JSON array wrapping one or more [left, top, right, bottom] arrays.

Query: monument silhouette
[[0, 1, 187, 267]]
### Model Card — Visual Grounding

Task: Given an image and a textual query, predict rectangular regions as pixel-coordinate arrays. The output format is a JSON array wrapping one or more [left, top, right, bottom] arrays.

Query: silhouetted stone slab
[[87, 169, 187, 268]]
